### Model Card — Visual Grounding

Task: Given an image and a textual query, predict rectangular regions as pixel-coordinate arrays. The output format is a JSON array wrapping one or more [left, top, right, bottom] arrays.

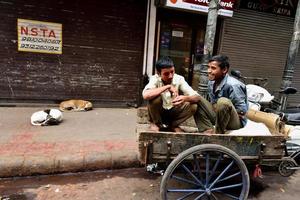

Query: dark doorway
[[156, 8, 207, 85]]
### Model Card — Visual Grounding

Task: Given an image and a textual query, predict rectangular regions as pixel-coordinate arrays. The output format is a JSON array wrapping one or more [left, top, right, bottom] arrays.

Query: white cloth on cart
[[228, 120, 272, 136]]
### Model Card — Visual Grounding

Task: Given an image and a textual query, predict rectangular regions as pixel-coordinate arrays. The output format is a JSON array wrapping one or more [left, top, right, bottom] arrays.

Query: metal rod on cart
[[287, 166, 300, 170]]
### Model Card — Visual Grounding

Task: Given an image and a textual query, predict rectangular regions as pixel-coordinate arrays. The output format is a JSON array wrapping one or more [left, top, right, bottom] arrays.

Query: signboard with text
[[165, 0, 236, 17], [17, 19, 62, 54], [240, 0, 298, 17]]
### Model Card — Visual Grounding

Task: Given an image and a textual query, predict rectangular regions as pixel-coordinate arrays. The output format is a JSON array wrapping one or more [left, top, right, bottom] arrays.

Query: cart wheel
[[278, 158, 297, 177], [160, 144, 250, 200]]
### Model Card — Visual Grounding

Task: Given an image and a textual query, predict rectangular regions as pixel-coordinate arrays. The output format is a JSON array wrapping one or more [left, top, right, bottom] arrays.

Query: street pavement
[[1, 168, 300, 200], [0, 106, 140, 177]]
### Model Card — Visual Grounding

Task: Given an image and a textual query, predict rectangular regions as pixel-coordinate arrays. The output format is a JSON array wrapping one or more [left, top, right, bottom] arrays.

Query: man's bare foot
[[149, 123, 159, 132], [173, 127, 184, 133], [202, 129, 214, 135]]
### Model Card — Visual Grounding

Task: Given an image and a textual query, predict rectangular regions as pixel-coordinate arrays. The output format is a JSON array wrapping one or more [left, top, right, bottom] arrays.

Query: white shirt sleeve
[[142, 75, 159, 96], [143, 74, 199, 96]]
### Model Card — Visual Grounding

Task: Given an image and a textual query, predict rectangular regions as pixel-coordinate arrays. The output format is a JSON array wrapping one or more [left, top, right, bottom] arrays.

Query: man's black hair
[[209, 55, 230, 69], [155, 56, 174, 73]]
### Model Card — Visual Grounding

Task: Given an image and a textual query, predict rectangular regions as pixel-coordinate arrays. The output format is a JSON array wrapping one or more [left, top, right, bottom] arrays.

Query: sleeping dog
[[59, 99, 93, 112], [31, 109, 63, 126]]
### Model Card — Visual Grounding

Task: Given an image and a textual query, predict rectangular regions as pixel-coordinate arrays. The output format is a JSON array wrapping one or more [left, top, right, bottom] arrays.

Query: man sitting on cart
[[142, 56, 201, 132], [195, 54, 249, 134]]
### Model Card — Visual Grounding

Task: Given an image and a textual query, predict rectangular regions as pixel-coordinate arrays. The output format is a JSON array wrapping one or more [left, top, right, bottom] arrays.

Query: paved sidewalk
[[0, 107, 140, 177]]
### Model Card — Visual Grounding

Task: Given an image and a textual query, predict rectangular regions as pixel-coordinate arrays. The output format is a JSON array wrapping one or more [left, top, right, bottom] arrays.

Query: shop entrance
[[156, 9, 207, 87]]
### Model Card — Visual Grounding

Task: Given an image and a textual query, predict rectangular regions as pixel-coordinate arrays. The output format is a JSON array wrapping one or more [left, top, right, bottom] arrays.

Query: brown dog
[[59, 100, 93, 112]]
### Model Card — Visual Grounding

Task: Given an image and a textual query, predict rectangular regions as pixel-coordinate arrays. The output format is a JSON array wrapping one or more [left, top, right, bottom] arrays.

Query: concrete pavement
[[0, 106, 140, 177]]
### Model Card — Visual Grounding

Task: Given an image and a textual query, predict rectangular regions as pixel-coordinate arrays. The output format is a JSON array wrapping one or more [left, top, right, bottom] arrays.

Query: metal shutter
[[220, 9, 299, 106], [0, 0, 146, 106]]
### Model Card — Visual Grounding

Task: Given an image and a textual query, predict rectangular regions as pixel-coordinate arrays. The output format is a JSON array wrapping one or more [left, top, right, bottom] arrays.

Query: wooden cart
[[138, 131, 297, 200]]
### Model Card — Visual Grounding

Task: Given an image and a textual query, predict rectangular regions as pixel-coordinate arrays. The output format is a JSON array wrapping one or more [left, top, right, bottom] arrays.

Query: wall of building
[[0, 0, 147, 106]]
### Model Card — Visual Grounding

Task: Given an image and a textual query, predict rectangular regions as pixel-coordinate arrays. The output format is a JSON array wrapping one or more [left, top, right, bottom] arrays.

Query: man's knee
[[217, 97, 231, 105], [148, 96, 162, 108], [147, 96, 163, 124], [216, 97, 233, 111], [190, 103, 198, 115]]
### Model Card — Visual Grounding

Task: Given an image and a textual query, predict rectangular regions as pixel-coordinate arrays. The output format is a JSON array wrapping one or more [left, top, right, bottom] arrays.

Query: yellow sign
[[17, 19, 62, 54]]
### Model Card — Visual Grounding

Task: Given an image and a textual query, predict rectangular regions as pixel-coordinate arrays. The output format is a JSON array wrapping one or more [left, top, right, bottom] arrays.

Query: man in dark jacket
[[195, 55, 248, 134]]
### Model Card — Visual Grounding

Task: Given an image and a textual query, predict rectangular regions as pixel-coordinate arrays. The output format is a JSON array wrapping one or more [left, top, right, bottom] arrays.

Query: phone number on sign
[[20, 44, 60, 51]]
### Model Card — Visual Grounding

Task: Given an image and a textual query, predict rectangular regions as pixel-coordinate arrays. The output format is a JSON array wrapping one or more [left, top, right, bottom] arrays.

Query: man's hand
[[172, 94, 201, 106], [169, 85, 178, 98], [172, 95, 186, 106]]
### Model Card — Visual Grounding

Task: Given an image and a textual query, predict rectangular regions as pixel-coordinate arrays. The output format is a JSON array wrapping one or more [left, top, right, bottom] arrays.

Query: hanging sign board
[[165, 0, 235, 17], [17, 19, 62, 54]]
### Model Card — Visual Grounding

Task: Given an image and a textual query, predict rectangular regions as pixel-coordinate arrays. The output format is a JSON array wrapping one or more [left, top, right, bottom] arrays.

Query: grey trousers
[[194, 96, 241, 134], [147, 96, 198, 128]]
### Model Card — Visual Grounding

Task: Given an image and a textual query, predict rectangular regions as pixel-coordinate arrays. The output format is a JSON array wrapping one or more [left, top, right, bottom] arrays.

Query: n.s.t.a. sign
[[166, 0, 235, 17], [17, 19, 62, 54]]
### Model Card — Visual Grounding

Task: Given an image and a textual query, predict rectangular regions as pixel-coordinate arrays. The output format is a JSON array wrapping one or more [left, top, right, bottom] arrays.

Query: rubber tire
[[160, 144, 250, 200], [278, 158, 297, 177]]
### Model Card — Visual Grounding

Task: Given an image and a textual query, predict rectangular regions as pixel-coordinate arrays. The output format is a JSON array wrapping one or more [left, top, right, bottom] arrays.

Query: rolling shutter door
[[0, 0, 146, 106], [220, 9, 300, 106]]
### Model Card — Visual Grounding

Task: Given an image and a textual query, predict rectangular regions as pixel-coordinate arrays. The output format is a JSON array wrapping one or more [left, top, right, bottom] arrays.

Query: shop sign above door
[[165, 0, 235, 17], [17, 19, 62, 54], [240, 0, 298, 17]]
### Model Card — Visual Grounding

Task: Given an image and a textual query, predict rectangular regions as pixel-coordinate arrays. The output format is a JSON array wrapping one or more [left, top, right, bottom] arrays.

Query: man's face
[[159, 67, 175, 84], [207, 61, 228, 82]]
